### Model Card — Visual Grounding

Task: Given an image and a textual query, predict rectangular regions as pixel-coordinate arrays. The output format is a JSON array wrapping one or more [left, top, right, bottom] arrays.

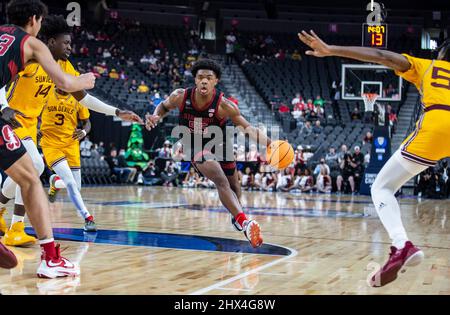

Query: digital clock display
[[362, 23, 388, 48]]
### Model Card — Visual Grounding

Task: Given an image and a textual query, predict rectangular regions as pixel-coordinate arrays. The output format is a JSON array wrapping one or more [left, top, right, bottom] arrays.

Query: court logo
[[66, 2, 81, 27]]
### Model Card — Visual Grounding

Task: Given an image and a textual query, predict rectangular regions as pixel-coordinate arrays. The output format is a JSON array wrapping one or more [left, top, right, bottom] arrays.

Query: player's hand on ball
[[298, 30, 332, 57], [72, 129, 87, 140], [145, 113, 160, 130], [0, 107, 25, 129], [118, 110, 144, 124]]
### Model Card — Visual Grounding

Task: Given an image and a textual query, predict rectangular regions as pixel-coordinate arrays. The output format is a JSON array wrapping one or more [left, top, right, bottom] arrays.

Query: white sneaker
[[243, 220, 263, 248], [37, 244, 80, 279]]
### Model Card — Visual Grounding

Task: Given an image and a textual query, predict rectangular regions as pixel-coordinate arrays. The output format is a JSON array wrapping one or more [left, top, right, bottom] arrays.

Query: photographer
[[336, 153, 356, 194], [161, 161, 179, 187]]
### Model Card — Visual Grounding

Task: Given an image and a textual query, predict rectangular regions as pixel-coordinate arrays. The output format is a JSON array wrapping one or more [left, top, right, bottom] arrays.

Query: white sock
[[53, 160, 91, 219], [14, 139, 45, 207], [371, 150, 427, 249], [10, 215, 24, 227]]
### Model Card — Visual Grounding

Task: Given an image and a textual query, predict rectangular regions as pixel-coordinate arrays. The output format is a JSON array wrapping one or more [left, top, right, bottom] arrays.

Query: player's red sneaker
[[243, 220, 263, 248], [370, 241, 424, 287], [37, 244, 79, 279]]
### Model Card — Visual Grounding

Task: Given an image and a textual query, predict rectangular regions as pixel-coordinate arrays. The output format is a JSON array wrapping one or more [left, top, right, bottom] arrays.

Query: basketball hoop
[[362, 93, 378, 112]]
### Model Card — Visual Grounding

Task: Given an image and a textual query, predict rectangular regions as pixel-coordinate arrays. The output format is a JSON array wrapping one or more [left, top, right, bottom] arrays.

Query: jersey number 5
[[431, 66, 450, 90], [55, 114, 65, 126], [0, 34, 16, 56]]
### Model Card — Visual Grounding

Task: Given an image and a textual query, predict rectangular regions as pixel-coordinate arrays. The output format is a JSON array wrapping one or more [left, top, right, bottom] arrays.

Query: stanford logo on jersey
[[1, 125, 21, 151]]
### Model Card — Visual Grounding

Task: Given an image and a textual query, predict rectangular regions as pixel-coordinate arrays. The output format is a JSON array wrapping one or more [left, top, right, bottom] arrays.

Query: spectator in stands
[[291, 49, 302, 61], [292, 93, 305, 110], [126, 57, 134, 67], [305, 99, 314, 112], [240, 167, 254, 191], [312, 120, 323, 134], [278, 102, 290, 113], [226, 31, 237, 44], [79, 43, 89, 56], [138, 160, 161, 186], [182, 167, 200, 188], [276, 168, 292, 191], [314, 95, 324, 108], [236, 145, 246, 162], [80, 135, 93, 158], [316, 167, 332, 193], [157, 140, 172, 159], [337, 144, 348, 163], [151, 92, 163, 107], [109, 68, 119, 79], [387, 104, 398, 131], [306, 110, 319, 122], [129, 79, 138, 93], [160, 161, 179, 187], [275, 49, 285, 60], [363, 131, 374, 145], [105, 149, 132, 184], [298, 169, 314, 192], [352, 146, 365, 190], [138, 81, 149, 93], [98, 141, 105, 157], [246, 144, 260, 162], [119, 69, 127, 80], [103, 48, 111, 59], [336, 153, 356, 194], [96, 46, 103, 57], [351, 107, 362, 120], [314, 157, 330, 176], [225, 40, 235, 65], [301, 121, 312, 136], [262, 171, 277, 192], [325, 147, 338, 164], [118, 149, 137, 183], [294, 145, 306, 169]]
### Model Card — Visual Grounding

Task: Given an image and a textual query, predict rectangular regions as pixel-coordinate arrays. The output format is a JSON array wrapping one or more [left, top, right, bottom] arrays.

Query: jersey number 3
[[55, 114, 65, 126], [0, 34, 16, 56]]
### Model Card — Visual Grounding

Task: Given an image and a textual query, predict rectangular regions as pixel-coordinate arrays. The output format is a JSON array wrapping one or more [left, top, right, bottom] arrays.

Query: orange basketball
[[266, 140, 294, 170]]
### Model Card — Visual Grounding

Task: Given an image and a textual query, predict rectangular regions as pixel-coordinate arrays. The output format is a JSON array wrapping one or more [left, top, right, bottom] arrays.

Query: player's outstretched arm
[[71, 90, 143, 124], [145, 88, 185, 130], [298, 30, 411, 72], [221, 98, 272, 147], [24, 37, 95, 92]]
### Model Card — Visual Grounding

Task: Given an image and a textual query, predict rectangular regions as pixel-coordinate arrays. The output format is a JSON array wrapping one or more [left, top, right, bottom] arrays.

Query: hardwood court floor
[[0, 186, 449, 295]]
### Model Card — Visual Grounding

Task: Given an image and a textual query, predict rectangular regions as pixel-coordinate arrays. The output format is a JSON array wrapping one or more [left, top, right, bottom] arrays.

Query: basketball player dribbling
[[299, 30, 450, 286], [145, 59, 269, 248]]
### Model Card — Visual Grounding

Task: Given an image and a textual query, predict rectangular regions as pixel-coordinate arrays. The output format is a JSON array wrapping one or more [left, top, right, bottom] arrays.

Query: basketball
[[266, 140, 294, 170]]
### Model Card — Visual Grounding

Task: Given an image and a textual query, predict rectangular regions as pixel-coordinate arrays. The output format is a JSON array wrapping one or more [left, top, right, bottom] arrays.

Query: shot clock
[[362, 23, 388, 49]]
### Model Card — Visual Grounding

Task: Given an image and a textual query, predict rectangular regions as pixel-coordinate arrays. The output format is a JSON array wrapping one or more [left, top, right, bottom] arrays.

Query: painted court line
[[189, 244, 298, 295]]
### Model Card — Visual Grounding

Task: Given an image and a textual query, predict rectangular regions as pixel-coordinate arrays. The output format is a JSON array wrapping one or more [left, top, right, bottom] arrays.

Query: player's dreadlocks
[[436, 39, 450, 62], [38, 14, 71, 42], [6, 0, 48, 27], [192, 59, 222, 80]]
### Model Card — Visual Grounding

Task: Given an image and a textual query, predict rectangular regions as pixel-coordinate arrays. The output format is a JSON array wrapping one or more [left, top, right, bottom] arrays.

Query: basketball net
[[362, 93, 378, 112]]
